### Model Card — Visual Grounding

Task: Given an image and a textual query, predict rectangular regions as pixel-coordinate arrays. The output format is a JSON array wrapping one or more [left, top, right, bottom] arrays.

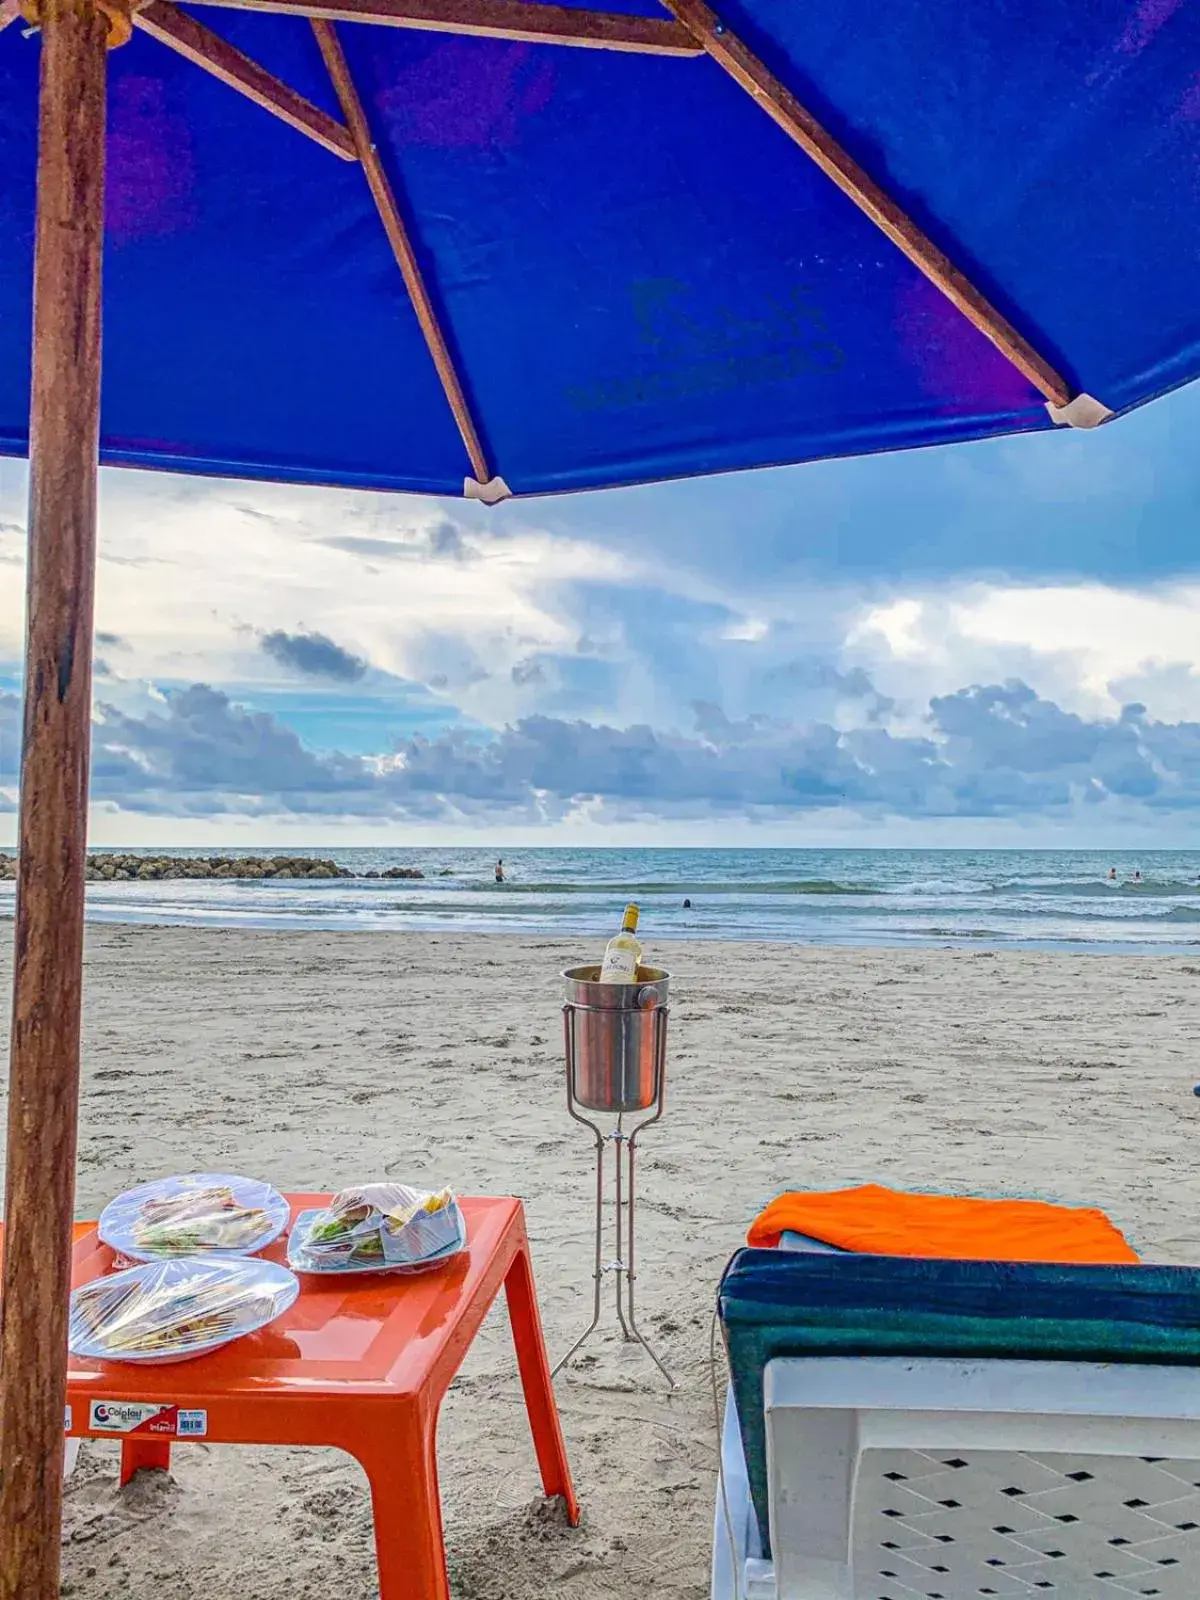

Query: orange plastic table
[[56, 1195, 579, 1600]]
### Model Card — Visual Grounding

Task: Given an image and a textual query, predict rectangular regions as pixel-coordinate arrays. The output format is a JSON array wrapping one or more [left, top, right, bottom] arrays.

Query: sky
[[3, 379, 1200, 848]]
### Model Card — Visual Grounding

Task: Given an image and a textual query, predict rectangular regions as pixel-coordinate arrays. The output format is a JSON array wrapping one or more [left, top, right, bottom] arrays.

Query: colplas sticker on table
[[88, 1401, 207, 1438]]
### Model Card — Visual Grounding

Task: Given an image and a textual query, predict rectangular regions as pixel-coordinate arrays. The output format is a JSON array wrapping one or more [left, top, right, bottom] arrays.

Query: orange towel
[[747, 1183, 1138, 1264]]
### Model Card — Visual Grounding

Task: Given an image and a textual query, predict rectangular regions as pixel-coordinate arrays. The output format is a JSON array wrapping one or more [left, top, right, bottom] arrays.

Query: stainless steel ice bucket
[[562, 964, 669, 1113]]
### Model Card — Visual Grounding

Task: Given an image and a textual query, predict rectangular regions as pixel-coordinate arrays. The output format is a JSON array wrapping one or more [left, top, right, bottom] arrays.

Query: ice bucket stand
[[553, 965, 675, 1387]]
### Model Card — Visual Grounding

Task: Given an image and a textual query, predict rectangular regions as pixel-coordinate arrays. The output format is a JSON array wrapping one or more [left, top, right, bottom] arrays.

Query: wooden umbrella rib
[[312, 17, 490, 483], [661, 0, 1072, 407], [134, 3, 356, 159], [194, 0, 701, 55]]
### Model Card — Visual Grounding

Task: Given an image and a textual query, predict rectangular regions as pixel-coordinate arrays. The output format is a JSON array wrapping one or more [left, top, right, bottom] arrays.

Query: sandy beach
[[3, 925, 1200, 1599]]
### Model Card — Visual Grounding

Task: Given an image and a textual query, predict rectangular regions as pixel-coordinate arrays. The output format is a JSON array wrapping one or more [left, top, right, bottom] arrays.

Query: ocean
[[5, 847, 1200, 953]]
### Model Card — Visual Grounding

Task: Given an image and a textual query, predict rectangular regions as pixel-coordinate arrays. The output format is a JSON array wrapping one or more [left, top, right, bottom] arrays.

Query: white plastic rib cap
[[464, 475, 512, 505], [1046, 393, 1113, 429]]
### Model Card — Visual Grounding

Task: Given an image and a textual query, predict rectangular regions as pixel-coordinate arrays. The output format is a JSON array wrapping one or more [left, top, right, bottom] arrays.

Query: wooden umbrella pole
[[0, 0, 110, 1593]]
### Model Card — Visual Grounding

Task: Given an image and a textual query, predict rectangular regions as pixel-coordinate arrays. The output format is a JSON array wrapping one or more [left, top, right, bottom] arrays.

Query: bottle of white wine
[[599, 903, 642, 983]]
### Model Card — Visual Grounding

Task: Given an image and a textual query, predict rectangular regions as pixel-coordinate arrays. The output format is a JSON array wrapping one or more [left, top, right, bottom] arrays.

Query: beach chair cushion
[[720, 1247, 1200, 1559]]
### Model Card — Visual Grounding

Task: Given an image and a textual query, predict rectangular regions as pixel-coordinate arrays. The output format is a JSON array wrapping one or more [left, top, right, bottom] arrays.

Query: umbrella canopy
[[2, 0, 1199, 501]]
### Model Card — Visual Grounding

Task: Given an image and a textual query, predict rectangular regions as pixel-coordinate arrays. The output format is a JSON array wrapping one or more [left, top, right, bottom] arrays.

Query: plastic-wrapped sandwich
[[288, 1183, 466, 1275], [99, 1172, 290, 1260], [69, 1256, 299, 1364]]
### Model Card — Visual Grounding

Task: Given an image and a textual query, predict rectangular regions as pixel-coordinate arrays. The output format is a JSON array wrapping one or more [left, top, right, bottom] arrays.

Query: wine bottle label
[[600, 948, 638, 982]]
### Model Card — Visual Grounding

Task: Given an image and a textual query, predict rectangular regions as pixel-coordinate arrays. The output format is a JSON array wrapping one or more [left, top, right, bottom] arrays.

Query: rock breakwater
[[0, 854, 425, 882]]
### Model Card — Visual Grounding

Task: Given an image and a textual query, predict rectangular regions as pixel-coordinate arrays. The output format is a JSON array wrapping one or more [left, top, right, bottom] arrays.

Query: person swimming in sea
[[495, 858, 505, 883], [1108, 866, 1117, 882]]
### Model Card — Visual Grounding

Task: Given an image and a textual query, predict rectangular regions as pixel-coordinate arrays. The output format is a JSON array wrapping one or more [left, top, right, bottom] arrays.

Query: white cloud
[[720, 616, 771, 643], [951, 583, 1200, 703], [3, 670, 1200, 846], [847, 581, 1200, 725], [5, 455, 1200, 844], [1, 464, 636, 722], [851, 597, 927, 660]]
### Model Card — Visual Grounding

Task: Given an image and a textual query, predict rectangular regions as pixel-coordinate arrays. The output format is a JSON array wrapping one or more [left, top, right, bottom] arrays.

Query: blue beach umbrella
[[3, 0, 1199, 500], [1, 0, 1198, 1592]]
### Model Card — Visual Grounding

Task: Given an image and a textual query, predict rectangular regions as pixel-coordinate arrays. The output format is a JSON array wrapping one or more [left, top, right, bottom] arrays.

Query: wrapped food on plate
[[289, 1183, 466, 1275], [99, 1172, 290, 1260], [69, 1256, 299, 1364]]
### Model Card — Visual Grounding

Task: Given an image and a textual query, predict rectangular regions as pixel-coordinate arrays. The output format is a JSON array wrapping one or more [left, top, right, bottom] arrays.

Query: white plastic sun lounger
[[713, 1237, 1200, 1600]]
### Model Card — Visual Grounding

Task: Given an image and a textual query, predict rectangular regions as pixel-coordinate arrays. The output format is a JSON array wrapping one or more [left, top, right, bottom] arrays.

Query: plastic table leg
[[504, 1241, 580, 1524], [356, 1412, 451, 1600], [119, 1437, 172, 1486]]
